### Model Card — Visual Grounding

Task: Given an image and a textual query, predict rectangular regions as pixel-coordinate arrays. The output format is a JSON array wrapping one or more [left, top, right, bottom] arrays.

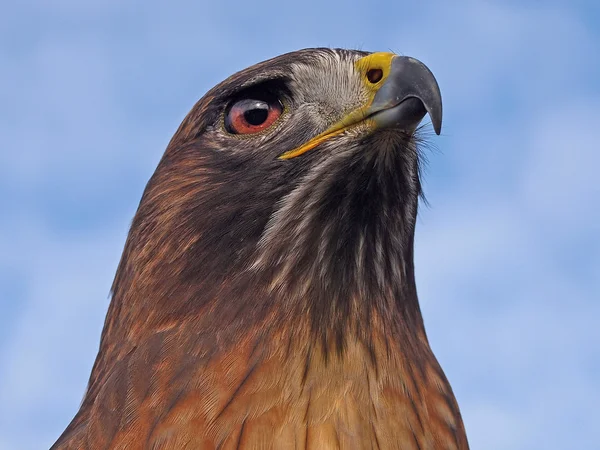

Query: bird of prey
[[52, 48, 469, 449]]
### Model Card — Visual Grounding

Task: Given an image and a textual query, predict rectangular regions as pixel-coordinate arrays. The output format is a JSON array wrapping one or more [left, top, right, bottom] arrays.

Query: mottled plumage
[[53, 48, 469, 449]]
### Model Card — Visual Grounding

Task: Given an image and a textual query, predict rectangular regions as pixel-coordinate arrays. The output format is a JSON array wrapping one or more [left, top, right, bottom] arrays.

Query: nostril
[[366, 68, 383, 84]]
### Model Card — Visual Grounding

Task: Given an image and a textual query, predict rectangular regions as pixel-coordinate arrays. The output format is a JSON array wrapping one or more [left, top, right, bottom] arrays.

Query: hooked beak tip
[[370, 55, 443, 136]]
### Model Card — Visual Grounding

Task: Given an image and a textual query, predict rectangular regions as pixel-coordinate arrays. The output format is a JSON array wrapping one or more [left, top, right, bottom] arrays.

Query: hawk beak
[[368, 56, 442, 136], [279, 54, 442, 160]]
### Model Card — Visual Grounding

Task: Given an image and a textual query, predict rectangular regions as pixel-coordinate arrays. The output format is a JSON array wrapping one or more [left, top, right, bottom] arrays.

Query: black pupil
[[242, 100, 269, 125]]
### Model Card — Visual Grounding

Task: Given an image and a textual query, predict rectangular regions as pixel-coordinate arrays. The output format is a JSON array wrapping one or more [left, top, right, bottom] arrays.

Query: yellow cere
[[354, 51, 395, 95], [279, 52, 396, 160]]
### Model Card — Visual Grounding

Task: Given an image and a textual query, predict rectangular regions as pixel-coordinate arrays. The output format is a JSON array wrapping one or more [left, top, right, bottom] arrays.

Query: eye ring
[[225, 94, 283, 135], [366, 68, 383, 84]]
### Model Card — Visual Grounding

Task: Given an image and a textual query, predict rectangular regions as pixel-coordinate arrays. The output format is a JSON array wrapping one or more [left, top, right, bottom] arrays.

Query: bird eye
[[225, 94, 283, 134]]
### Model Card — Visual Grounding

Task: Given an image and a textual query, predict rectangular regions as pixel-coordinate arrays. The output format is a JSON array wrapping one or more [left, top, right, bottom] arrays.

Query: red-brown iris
[[225, 94, 283, 134]]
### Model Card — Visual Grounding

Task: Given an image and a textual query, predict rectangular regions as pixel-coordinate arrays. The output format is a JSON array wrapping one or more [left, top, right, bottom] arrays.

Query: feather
[[52, 48, 468, 449]]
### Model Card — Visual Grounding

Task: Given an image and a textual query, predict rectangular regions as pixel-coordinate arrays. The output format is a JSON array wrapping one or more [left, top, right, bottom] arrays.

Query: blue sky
[[1, 0, 599, 448]]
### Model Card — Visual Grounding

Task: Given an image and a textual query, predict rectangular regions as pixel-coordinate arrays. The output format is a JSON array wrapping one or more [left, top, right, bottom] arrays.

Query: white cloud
[[415, 94, 600, 449], [521, 100, 600, 230], [0, 214, 127, 448]]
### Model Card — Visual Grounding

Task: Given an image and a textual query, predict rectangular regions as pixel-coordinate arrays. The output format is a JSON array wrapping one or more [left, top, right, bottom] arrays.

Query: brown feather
[[52, 48, 469, 449]]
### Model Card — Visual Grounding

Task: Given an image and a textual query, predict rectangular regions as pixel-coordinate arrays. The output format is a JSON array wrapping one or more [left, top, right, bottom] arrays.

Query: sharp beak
[[368, 56, 442, 136], [279, 54, 442, 160]]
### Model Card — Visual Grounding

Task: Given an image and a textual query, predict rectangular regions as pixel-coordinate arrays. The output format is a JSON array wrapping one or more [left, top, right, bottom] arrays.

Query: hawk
[[53, 48, 469, 449]]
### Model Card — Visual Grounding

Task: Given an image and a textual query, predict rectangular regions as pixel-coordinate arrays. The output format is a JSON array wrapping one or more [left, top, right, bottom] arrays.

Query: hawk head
[[106, 48, 442, 352], [54, 48, 472, 450]]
